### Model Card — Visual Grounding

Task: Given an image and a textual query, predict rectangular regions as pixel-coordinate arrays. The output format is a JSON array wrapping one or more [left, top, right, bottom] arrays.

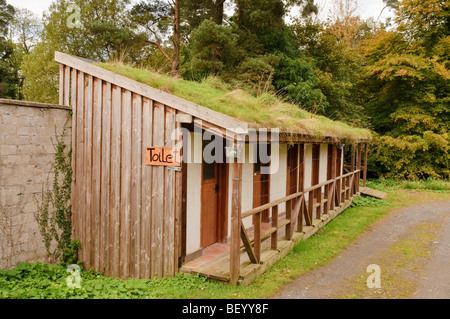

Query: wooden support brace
[[240, 222, 258, 264]]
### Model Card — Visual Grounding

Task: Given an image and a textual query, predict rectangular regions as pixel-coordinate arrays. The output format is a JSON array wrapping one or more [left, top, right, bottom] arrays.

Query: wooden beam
[[59, 64, 64, 105], [303, 196, 312, 226], [363, 143, 368, 187], [240, 222, 258, 264], [350, 144, 355, 197], [253, 212, 261, 263], [350, 144, 355, 172], [357, 143, 362, 193], [271, 205, 278, 250], [275, 134, 369, 144], [360, 186, 387, 199], [330, 145, 337, 211], [176, 113, 192, 123], [291, 195, 302, 232], [285, 199, 292, 240], [230, 139, 243, 285]]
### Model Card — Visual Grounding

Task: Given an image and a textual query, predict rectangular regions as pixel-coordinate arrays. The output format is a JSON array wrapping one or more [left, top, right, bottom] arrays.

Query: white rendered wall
[[304, 144, 313, 189], [319, 144, 328, 183], [186, 132, 202, 255]]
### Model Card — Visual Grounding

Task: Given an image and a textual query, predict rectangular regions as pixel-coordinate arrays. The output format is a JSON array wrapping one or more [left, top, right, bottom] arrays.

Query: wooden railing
[[240, 169, 361, 264]]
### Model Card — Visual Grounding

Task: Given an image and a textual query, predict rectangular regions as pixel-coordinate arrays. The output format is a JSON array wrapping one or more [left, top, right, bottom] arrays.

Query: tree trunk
[[215, 0, 225, 25], [172, 0, 181, 77]]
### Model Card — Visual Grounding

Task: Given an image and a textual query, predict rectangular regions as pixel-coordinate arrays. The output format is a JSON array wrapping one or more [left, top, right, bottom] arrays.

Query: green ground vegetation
[[1, 179, 448, 299]]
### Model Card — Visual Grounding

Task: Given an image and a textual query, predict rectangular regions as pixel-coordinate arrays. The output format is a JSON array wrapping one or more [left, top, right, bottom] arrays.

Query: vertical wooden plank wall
[[151, 102, 164, 277], [141, 98, 153, 279], [101, 81, 111, 275], [92, 77, 102, 271], [131, 93, 142, 279], [59, 63, 180, 280]]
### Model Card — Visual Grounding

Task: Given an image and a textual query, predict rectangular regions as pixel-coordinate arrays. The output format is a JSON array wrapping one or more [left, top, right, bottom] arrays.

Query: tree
[[130, 0, 181, 76], [7, 8, 43, 99], [10, 8, 42, 54], [273, 55, 326, 110], [181, 0, 227, 28], [21, 0, 148, 103], [42, 0, 146, 62], [359, 0, 450, 179], [290, 15, 369, 123], [21, 41, 59, 103], [0, 0, 18, 99], [184, 18, 239, 78], [396, 0, 449, 51]]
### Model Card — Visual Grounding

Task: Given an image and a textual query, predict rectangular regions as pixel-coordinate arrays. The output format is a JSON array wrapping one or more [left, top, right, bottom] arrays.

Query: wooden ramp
[[360, 187, 388, 199], [180, 196, 356, 285]]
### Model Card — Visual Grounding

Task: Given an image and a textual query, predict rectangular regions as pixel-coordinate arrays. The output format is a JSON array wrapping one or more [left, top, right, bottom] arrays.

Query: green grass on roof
[[97, 62, 372, 141]]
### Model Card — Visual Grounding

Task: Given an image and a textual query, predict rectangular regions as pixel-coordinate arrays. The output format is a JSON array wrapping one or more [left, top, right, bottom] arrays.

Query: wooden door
[[253, 163, 262, 208], [201, 160, 218, 248]]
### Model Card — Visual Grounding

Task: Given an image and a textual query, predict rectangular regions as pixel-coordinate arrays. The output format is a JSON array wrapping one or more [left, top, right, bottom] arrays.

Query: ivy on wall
[[35, 120, 73, 264]]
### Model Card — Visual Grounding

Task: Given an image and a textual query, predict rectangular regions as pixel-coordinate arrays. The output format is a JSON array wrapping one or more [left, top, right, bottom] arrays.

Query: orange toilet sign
[[146, 147, 181, 167]]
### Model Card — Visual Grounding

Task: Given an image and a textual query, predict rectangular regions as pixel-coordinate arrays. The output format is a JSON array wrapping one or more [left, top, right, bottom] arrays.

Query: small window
[[254, 160, 261, 173], [203, 162, 215, 180], [203, 137, 216, 180]]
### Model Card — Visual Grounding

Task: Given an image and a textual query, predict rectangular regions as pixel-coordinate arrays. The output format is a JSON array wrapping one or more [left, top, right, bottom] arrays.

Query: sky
[[7, 0, 395, 23]]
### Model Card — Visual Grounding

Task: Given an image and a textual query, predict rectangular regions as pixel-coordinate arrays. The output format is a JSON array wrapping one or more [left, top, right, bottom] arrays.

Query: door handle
[[215, 184, 219, 193]]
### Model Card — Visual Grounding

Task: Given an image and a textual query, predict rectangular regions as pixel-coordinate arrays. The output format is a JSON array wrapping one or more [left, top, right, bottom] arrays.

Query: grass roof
[[97, 62, 372, 142]]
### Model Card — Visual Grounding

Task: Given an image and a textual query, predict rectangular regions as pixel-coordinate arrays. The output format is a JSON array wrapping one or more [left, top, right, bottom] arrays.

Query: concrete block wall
[[0, 99, 71, 269]]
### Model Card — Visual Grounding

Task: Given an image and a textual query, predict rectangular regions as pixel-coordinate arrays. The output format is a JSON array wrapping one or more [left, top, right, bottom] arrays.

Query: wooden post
[[271, 205, 278, 250], [350, 144, 355, 197], [357, 143, 362, 193], [285, 199, 292, 240], [330, 145, 337, 211], [363, 143, 368, 187], [254, 212, 261, 263], [297, 196, 304, 232], [59, 64, 64, 105], [307, 190, 313, 225], [230, 137, 243, 285]]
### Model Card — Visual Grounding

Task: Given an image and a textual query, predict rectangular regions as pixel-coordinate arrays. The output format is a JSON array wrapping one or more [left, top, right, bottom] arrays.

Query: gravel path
[[272, 196, 450, 299]]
